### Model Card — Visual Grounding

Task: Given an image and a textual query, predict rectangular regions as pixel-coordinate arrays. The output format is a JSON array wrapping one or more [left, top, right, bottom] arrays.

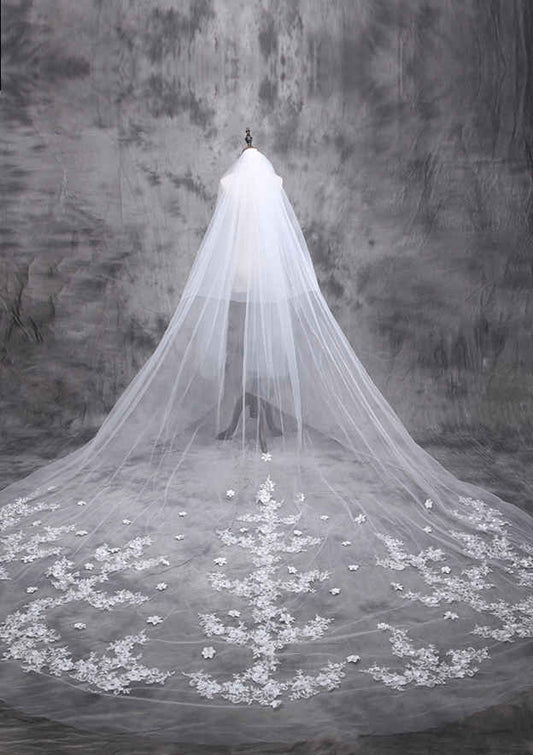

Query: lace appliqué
[[375, 496, 533, 660], [184, 475, 350, 708], [363, 623, 489, 691], [452, 497, 533, 589], [0, 496, 60, 533], [0, 494, 174, 695]]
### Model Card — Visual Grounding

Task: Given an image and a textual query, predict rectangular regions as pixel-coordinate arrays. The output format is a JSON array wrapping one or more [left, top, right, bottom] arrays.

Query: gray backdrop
[[2, 0, 532, 513]]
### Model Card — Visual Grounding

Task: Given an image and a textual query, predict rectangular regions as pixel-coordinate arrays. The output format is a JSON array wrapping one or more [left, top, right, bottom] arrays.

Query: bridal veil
[[0, 144, 531, 745]]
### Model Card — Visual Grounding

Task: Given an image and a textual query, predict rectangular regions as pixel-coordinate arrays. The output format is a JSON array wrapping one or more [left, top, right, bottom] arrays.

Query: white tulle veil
[[0, 145, 531, 745]]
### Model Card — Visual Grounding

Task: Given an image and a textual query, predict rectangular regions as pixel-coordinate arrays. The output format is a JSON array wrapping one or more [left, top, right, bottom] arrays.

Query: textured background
[[1, 2, 533, 752], [2, 0, 533, 513]]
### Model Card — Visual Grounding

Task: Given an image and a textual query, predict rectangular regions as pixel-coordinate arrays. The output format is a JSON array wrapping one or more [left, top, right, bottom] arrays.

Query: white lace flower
[[320, 515, 329, 521], [228, 609, 241, 618], [354, 514, 366, 524], [424, 498, 433, 509], [174, 534, 184, 541], [213, 557, 227, 566], [178, 511, 188, 517], [0, 534, 176, 695], [156, 583, 168, 591], [296, 492, 305, 502], [261, 452, 272, 462], [146, 615, 163, 625], [364, 624, 488, 690], [346, 654, 360, 663], [391, 582, 404, 591], [423, 525, 433, 533], [201, 646, 216, 659], [75, 530, 88, 537], [444, 611, 459, 621], [239, 527, 248, 533], [225, 489, 235, 499], [122, 519, 132, 525], [341, 540, 351, 547], [348, 564, 359, 571], [375, 502, 533, 647], [186, 474, 354, 707], [26, 586, 38, 594], [161, 558, 170, 566], [32, 520, 41, 526], [76, 500, 87, 506]]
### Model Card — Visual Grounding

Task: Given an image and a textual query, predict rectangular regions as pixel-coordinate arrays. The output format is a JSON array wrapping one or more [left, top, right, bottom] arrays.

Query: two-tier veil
[[0, 145, 531, 746]]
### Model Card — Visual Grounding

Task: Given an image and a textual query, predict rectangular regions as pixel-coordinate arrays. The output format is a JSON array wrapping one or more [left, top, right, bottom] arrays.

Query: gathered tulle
[[0, 147, 531, 745]]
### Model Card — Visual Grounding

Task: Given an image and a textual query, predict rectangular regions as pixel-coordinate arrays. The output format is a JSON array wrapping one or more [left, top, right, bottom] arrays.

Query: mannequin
[[217, 128, 284, 450]]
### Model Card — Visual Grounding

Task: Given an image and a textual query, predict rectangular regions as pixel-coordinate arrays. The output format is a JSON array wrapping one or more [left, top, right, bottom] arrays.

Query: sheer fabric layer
[[0, 148, 531, 745]]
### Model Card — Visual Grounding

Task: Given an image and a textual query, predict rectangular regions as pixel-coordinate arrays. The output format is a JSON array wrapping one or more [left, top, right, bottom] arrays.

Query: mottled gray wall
[[2, 1, 533, 494]]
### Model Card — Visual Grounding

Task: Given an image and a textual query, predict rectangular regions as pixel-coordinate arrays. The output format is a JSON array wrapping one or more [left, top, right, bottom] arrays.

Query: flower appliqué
[[184, 475, 349, 708]]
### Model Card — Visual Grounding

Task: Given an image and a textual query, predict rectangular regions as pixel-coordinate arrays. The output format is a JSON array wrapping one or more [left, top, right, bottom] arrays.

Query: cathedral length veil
[[0, 142, 531, 746]]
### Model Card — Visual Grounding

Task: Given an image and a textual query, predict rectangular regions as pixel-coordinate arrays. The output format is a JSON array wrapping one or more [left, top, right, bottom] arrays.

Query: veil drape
[[0, 147, 531, 745]]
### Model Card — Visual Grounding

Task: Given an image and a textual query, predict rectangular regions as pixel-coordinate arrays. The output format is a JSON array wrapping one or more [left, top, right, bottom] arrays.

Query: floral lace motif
[[375, 496, 533, 657], [363, 623, 489, 690], [1, 479, 531, 703], [184, 476, 350, 708], [0, 493, 174, 695], [451, 497, 533, 588], [0, 496, 60, 533]]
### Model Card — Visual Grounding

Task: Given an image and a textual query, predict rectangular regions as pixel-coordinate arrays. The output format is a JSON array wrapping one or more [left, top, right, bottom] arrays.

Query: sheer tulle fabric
[[0, 148, 531, 745]]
